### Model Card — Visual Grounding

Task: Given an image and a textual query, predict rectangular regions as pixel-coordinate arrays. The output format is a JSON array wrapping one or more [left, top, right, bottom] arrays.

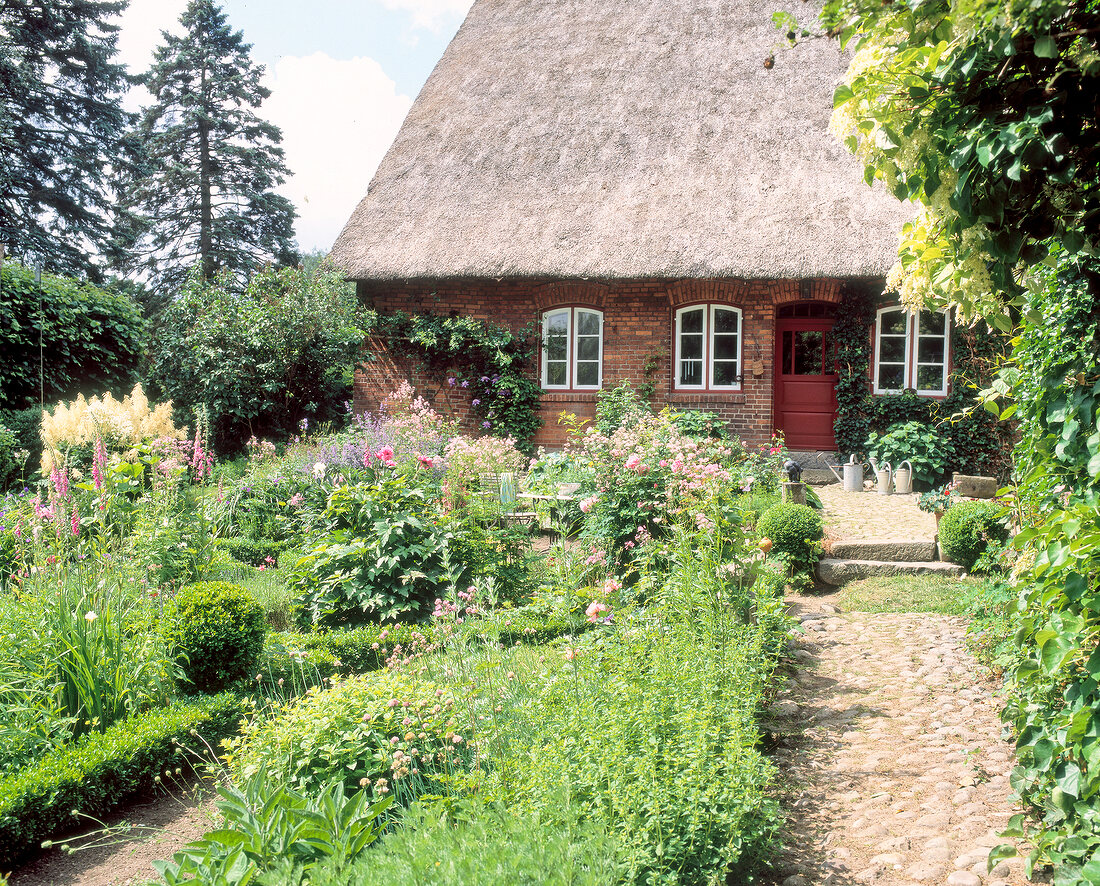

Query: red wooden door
[[774, 317, 838, 450]]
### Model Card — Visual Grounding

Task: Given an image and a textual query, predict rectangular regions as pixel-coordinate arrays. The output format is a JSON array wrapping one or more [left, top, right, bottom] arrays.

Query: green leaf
[[1033, 36, 1058, 58], [1040, 633, 1075, 673], [833, 84, 854, 107]]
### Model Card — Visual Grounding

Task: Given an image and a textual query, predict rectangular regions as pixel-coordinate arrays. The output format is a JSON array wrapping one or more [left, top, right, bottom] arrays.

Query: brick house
[[332, 0, 926, 452]]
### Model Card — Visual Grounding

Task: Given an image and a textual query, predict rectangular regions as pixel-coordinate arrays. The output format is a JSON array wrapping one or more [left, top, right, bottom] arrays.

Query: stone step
[[827, 539, 937, 563], [817, 558, 965, 586]]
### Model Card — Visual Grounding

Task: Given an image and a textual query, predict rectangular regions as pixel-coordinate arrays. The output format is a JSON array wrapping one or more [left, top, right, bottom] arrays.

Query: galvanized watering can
[[869, 457, 893, 495], [893, 460, 914, 495]]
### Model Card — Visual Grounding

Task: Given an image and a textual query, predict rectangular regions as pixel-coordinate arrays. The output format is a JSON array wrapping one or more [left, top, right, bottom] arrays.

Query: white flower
[[312, 461, 327, 479], [84, 611, 97, 623]]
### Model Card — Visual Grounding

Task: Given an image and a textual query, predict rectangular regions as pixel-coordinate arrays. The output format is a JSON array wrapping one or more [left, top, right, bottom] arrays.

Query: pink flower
[[417, 454, 434, 469], [585, 601, 610, 622], [624, 454, 642, 471], [579, 495, 597, 514], [70, 503, 80, 537]]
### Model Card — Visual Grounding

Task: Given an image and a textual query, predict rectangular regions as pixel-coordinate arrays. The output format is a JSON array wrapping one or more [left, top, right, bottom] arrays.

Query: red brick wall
[[354, 277, 846, 449]]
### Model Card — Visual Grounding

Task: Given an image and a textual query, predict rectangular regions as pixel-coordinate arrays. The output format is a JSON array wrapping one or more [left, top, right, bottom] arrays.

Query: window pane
[[880, 310, 907, 335], [546, 333, 567, 362], [546, 312, 568, 334], [680, 333, 703, 360], [918, 311, 945, 336], [680, 360, 702, 386], [878, 363, 904, 390], [713, 308, 739, 334], [917, 338, 945, 364], [577, 336, 599, 361], [879, 336, 905, 363], [916, 364, 945, 391], [713, 362, 739, 386], [546, 361, 566, 386], [576, 312, 602, 336], [793, 330, 824, 375], [680, 308, 704, 334], [713, 335, 738, 361], [576, 362, 598, 387]]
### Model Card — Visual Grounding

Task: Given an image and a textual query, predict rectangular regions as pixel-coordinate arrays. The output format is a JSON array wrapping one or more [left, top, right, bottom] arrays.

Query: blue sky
[[116, 0, 474, 253]]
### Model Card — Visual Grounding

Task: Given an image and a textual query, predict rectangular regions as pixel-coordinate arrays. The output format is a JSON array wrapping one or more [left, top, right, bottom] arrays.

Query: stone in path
[[766, 596, 1043, 886]]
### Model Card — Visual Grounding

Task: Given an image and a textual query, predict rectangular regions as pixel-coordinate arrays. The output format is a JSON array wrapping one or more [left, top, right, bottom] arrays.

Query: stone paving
[[814, 483, 938, 545], [766, 599, 1037, 886]]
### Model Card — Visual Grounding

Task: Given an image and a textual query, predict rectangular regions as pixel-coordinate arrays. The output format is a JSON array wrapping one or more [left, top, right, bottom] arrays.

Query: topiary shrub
[[165, 582, 266, 693], [758, 503, 824, 573], [937, 501, 1008, 569]]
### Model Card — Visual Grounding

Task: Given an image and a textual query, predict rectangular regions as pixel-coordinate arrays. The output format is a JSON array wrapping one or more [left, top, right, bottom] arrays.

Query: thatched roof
[[331, 0, 910, 281]]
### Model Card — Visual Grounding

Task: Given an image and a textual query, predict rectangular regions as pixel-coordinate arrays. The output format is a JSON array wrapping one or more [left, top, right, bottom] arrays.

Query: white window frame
[[873, 306, 950, 397], [540, 307, 603, 391], [673, 304, 743, 391]]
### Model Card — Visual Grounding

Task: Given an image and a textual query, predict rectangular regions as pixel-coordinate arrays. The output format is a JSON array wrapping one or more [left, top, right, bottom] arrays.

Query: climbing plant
[[371, 312, 542, 445]]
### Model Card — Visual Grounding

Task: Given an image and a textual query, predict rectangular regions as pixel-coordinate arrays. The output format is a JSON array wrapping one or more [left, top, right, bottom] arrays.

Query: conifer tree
[[114, 0, 297, 293], [0, 0, 130, 276]]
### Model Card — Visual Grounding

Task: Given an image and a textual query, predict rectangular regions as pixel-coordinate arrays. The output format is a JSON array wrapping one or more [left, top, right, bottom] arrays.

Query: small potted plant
[[917, 482, 959, 523]]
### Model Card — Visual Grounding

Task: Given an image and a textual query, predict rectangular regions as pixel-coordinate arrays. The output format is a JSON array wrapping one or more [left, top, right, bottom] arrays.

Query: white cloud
[[115, 0, 187, 109], [379, 0, 473, 32], [263, 52, 413, 253]]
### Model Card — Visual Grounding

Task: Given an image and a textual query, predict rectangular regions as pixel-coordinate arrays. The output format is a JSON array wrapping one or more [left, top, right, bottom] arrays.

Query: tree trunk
[[198, 64, 213, 280]]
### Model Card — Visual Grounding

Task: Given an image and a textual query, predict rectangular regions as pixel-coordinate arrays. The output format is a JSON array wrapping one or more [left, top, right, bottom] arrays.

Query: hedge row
[[0, 693, 243, 869]]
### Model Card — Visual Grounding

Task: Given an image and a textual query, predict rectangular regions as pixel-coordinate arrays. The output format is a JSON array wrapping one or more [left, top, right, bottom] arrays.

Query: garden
[[0, 380, 816, 885]]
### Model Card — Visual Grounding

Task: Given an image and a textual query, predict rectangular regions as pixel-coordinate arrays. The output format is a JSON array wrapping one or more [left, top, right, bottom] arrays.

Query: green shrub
[[670, 408, 731, 440], [224, 672, 463, 802], [294, 800, 621, 886], [937, 500, 1008, 569], [0, 264, 145, 412], [290, 471, 450, 626], [222, 536, 286, 567], [0, 693, 241, 869], [262, 624, 434, 682], [165, 582, 266, 693], [866, 420, 960, 490], [758, 502, 824, 571], [594, 381, 648, 434], [0, 407, 42, 487]]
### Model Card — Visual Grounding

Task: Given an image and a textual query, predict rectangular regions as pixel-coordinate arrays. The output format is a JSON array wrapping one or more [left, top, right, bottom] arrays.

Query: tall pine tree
[[114, 0, 297, 293], [0, 0, 130, 276]]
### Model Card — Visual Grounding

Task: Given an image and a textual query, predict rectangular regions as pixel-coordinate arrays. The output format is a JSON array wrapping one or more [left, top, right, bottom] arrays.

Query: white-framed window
[[873, 306, 950, 396], [541, 307, 603, 390], [674, 304, 742, 390]]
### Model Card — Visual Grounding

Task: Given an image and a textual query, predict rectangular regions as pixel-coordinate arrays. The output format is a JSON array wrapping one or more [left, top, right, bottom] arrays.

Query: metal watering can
[[869, 457, 893, 495], [826, 454, 867, 492], [893, 460, 914, 495]]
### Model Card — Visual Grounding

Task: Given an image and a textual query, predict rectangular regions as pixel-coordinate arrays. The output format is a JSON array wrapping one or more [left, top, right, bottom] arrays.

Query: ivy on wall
[[833, 286, 1013, 480], [371, 312, 543, 445]]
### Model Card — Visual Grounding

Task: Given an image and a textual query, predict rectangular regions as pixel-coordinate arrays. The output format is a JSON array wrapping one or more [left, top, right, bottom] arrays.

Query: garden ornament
[[783, 459, 803, 483]]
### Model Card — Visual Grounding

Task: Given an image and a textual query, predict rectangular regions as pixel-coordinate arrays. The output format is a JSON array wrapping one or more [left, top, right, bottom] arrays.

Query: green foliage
[[154, 770, 391, 885], [166, 582, 266, 693], [294, 800, 621, 886], [758, 502, 824, 573], [0, 407, 42, 486], [0, 693, 242, 869], [223, 537, 286, 568], [224, 671, 461, 802], [0, 0, 130, 276], [290, 471, 450, 627], [374, 312, 542, 445], [866, 420, 958, 490], [937, 501, 1007, 570], [0, 424, 20, 490], [669, 408, 731, 441], [822, 0, 1100, 320], [114, 0, 298, 293], [148, 264, 364, 453], [594, 381, 648, 434], [990, 254, 1100, 882], [0, 264, 145, 411], [262, 624, 435, 682]]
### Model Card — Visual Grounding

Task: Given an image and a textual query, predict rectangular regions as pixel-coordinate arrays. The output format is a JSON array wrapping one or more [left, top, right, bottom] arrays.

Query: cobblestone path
[[767, 596, 1038, 886]]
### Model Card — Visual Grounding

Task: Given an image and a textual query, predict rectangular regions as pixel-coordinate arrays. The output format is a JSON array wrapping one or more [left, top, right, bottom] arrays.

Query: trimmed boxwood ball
[[937, 501, 1008, 569], [757, 502, 824, 569], [166, 581, 266, 693]]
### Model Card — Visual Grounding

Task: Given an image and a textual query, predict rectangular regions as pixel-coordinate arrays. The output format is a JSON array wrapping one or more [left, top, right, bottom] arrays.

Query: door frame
[[773, 315, 839, 450]]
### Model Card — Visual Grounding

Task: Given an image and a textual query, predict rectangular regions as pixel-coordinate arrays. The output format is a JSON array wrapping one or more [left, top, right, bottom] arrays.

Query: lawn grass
[[834, 573, 995, 615]]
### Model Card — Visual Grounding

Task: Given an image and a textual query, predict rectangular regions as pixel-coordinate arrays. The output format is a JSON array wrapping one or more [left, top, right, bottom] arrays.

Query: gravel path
[[814, 484, 938, 544], [767, 595, 1038, 886]]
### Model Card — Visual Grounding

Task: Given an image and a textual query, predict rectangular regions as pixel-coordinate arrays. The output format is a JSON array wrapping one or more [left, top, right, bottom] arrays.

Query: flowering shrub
[[566, 410, 743, 555], [41, 385, 182, 471], [444, 434, 526, 484], [225, 671, 468, 803]]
